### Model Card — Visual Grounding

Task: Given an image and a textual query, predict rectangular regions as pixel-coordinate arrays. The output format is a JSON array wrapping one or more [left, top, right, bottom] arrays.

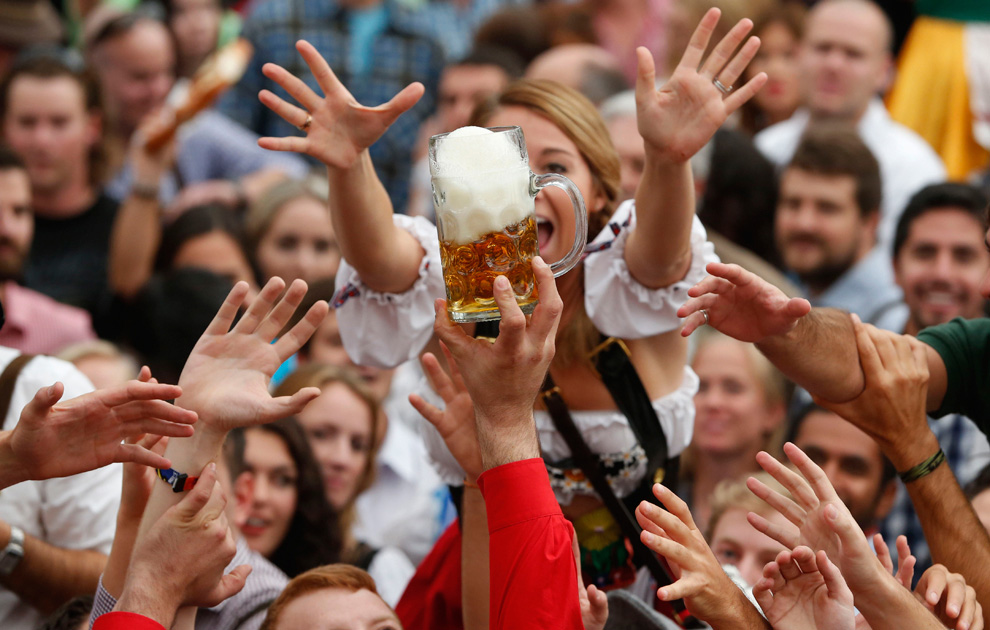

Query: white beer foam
[[433, 127, 533, 244]]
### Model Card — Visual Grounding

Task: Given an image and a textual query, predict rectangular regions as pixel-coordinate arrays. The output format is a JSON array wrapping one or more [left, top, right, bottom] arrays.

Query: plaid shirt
[[389, 0, 529, 61], [219, 0, 444, 214], [880, 413, 990, 575]]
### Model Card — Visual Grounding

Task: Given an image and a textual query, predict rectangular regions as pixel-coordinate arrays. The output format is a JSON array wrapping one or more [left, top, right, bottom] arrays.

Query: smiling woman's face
[[240, 428, 298, 558], [483, 106, 604, 265]]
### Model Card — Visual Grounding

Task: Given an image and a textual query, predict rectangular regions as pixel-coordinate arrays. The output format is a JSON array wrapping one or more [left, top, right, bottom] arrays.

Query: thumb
[[378, 82, 424, 125], [587, 584, 608, 622], [174, 463, 218, 520], [29, 382, 63, 413], [205, 565, 252, 606], [822, 502, 865, 547]]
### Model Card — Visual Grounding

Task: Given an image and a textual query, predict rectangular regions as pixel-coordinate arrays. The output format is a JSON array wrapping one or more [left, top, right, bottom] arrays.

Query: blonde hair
[[706, 470, 791, 541], [244, 178, 328, 263], [471, 79, 621, 365], [274, 364, 382, 544], [260, 564, 399, 630]]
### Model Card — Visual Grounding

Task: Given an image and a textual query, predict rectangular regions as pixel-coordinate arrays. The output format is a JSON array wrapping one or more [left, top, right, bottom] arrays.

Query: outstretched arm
[[628, 9, 766, 289], [677, 262, 949, 406], [635, 484, 770, 629], [0, 377, 196, 490], [258, 40, 425, 293]]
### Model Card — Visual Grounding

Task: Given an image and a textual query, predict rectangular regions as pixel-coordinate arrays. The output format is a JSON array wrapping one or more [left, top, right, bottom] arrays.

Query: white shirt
[[0, 348, 120, 630], [335, 200, 717, 504], [755, 99, 947, 253]]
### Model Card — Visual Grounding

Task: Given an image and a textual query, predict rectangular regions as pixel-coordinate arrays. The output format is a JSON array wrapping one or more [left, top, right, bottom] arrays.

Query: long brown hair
[[274, 364, 382, 549], [471, 79, 621, 365]]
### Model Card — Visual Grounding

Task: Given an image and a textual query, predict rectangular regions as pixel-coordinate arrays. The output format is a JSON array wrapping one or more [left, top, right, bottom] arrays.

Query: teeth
[[536, 217, 549, 225], [924, 291, 956, 305], [246, 518, 266, 528]]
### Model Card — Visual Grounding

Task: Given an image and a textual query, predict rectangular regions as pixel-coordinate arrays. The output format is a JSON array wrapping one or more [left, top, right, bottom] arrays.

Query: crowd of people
[[0, 0, 989, 628]]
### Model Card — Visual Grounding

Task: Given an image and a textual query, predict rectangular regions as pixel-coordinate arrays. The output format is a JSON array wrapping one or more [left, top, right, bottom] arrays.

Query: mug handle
[[532, 173, 588, 278]]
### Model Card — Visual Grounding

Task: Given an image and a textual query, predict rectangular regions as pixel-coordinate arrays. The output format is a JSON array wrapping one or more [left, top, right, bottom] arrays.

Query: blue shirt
[[218, 0, 444, 214]]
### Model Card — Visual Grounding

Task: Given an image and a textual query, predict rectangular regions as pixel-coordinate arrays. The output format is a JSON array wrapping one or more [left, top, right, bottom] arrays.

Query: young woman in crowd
[[737, 1, 805, 136], [256, 7, 765, 617], [273, 363, 415, 605], [237, 417, 342, 578], [244, 178, 341, 287], [680, 329, 788, 532]]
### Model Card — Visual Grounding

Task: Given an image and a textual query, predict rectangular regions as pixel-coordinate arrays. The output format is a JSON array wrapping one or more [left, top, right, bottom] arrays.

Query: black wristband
[[898, 449, 945, 484]]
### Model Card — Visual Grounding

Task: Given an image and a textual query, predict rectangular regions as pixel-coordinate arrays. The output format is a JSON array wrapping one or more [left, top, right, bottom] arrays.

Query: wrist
[[0, 432, 28, 489], [116, 572, 180, 629], [883, 430, 940, 473]]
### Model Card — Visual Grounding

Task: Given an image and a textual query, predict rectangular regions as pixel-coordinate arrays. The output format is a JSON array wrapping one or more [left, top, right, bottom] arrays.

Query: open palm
[[677, 262, 811, 340], [256, 40, 423, 168], [637, 8, 766, 162], [176, 278, 329, 432]]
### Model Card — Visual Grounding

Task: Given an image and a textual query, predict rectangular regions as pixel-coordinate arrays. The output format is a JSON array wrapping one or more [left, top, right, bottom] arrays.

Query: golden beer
[[430, 126, 587, 323], [439, 216, 541, 322]]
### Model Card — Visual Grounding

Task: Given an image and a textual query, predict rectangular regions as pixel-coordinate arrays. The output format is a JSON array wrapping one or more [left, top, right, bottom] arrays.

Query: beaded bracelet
[[898, 449, 946, 484]]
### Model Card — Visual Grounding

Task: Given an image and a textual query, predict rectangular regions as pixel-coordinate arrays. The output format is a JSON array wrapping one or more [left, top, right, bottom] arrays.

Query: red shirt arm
[[93, 612, 167, 630], [479, 458, 583, 630]]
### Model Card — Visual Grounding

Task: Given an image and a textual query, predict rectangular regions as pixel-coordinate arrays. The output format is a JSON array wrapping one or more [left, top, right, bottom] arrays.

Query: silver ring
[[298, 114, 313, 132], [713, 79, 733, 95], [701, 309, 710, 326]]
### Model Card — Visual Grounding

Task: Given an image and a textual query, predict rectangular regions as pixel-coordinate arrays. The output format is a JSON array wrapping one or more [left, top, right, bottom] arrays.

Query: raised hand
[[2, 374, 196, 486], [635, 483, 758, 625], [636, 8, 766, 163], [747, 443, 883, 596], [914, 565, 984, 630], [409, 344, 483, 482], [257, 40, 424, 168], [175, 277, 329, 434], [813, 314, 935, 471], [874, 533, 915, 590], [677, 262, 811, 340], [433, 257, 561, 425], [116, 463, 251, 627], [754, 546, 855, 630]]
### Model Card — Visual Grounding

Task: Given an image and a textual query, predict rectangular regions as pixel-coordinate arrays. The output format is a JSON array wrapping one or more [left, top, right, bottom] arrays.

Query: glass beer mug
[[429, 126, 587, 323]]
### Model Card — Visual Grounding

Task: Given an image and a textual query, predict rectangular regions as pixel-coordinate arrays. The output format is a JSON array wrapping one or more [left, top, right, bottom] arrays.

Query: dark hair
[[223, 427, 247, 478], [788, 402, 896, 488], [0, 53, 107, 184], [39, 594, 94, 630], [739, 1, 806, 135], [455, 45, 525, 80], [787, 124, 882, 217], [249, 417, 344, 578], [156, 203, 248, 271], [892, 183, 990, 260], [0, 144, 25, 172], [964, 463, 990, 500], [87, 4, 168, 49]]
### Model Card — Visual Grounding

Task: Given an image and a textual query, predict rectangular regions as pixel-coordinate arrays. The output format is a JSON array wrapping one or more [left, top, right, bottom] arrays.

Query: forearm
[[114, 573, 180, 630], [855, 567, 943, 630], [0, 520, 107, 614], [904, 456, 990, 607], [462, 486, 490, 630], [0, 431, 27, 489], [109, 194, 161, 300], [475, 411, 541, 471], [325, 154, 424, 293], [625, 155, 694, 289], [706, 589, 772, 630], [136, 419, 225, 541], [756, 307, 865, 403], [102, 510, 144, 598]]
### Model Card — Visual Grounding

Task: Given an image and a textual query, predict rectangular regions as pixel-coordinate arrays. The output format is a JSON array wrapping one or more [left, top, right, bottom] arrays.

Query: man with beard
[[774, 125, 903, 328], [790, 403, 897, 537], [0, 145, 96, 354], [881, 183, 990, 572]]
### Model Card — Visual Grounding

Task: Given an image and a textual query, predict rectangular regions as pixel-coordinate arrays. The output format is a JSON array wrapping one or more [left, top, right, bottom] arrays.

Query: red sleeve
[[93, 612, 166, 630], [479, 458, 583, 630]]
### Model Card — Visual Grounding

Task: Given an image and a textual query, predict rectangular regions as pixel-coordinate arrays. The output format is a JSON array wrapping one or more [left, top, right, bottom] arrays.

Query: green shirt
[[917, 0, 990, 23], [918, 317, 990, 432]]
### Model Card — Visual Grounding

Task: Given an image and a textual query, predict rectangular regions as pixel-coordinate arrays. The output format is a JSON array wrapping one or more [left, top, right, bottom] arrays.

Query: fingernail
[[851, 313, 861, 324], [209, 463, 217, 473], [533, 256, 546, 269], [495, 275, 510, 291], [47, 384, 56, 396]]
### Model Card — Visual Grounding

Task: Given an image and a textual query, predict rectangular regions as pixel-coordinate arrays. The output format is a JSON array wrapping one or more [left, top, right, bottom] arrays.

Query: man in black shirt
[[0, 53, 119, 334]]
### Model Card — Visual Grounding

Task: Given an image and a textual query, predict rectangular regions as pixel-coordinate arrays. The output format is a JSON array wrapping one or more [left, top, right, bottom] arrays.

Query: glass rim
[[429, 125, 521, 145]]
